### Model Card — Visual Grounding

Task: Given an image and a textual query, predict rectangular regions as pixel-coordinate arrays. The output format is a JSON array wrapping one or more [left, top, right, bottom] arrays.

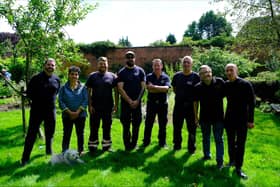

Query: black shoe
[[217, 163, 223, 170], [103, 147, 115, 152], [227, 161, 235, 167], [188, 149, 196, 154], [173, 145, 181, 151], [202, 156, 211, 161], [236, 169, 248, 179], [20, 159, 28, 166]]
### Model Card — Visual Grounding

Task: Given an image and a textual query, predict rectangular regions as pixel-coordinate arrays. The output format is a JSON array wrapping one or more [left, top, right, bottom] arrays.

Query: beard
[[126, 60, 134, 67]]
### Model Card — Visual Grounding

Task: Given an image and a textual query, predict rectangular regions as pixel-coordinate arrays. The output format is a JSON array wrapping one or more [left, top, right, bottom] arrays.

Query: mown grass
[[0, 108, 279, 187]]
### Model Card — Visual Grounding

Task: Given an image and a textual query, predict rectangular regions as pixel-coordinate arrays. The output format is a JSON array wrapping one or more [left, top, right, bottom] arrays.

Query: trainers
[[159, 144, 169, 150]]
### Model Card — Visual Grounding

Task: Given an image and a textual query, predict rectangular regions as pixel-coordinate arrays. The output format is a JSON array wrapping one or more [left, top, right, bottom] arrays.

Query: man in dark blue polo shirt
[[21, 58, 60, 166], [86, 57, 118, 152], [194, 65, 225, 169], [117, 51, 146, 151], [224, 63, 255, 179], [172, 56, 200, 153], [142, 59, 171, 148]]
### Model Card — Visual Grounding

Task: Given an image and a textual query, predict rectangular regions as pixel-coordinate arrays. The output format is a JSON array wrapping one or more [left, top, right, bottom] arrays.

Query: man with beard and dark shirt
[[194, 65, 225, 169], [21, 58, 60, 166], [117, 51, 146, 151], [172, 56, 200, 153], [86, 57, 118, 152], [142, 58, 171, 149], [224, 63, 255, 179]]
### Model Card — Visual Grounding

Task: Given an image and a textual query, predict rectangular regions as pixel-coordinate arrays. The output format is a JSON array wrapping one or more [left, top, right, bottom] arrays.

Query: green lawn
[[0, 109, 279, 187]]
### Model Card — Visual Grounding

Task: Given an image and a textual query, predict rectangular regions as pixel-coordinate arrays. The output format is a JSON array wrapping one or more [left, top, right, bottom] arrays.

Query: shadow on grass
[[271, 113, 280, 127], [142, 151, 245, 186], [0, 125, 24, 149]]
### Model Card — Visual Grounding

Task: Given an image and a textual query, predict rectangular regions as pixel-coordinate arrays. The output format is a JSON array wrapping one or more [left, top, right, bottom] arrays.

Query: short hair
[[152, 58, 162, 64], [199, 65, 212, 72], [44, 58, 55, 64], [182, 56, 193, 63], [97, 56, 108, 63], [225, 63, 238, 70], [68, 66, 81, 74]]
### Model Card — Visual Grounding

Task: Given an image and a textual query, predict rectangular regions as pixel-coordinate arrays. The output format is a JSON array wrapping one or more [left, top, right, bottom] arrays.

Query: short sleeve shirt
[[117, 66, 146, 100], [171, 71, 200, 104], [86, 71, 117, 111], [146, 72, 171, 103]]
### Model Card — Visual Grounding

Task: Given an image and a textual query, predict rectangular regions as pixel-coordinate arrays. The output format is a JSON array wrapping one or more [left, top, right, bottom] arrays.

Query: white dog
[[50, 149, 84, 166]]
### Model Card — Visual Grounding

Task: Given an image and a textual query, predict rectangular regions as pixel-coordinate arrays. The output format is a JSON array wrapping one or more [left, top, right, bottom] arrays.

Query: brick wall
[[83, 46, 192, 75]]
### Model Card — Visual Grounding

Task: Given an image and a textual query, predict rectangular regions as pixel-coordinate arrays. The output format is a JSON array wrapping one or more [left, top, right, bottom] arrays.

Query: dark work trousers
[[88, 110, 112, 151], [22, 108, 56, 162], [225, 122, 248, 169], [143, 101, 168, 146], [62, 116, 86, 153], [120, 101, 142, 150], [173, 103, 197, 152]]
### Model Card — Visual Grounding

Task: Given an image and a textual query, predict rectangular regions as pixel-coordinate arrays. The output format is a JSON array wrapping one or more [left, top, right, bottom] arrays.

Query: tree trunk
[[268, 0, 280, 46]]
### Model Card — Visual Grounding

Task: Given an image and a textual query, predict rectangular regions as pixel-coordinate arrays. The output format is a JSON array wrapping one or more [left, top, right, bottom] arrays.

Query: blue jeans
[[200, 121, 224, 164]]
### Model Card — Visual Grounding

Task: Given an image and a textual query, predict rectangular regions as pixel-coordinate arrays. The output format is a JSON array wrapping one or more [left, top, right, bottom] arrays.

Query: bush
[[246, 71, 280, 102], [0, 80, 13, 97], [192, 47, 258, 78]]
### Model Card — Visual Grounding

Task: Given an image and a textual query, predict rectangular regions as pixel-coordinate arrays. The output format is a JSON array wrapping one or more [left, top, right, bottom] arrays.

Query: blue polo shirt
[[171, 71, 200, 104], [117, 66, 146, 101], [86, 71, 117, 111], [146, 72, 171, 104]]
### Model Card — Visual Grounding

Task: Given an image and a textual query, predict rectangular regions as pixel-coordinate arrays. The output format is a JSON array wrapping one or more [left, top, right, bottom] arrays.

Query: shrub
[[192, 47, 258, 78]]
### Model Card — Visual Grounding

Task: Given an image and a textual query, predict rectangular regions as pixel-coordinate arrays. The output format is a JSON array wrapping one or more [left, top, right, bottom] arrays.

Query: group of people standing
[[20, 51, 255, 179]]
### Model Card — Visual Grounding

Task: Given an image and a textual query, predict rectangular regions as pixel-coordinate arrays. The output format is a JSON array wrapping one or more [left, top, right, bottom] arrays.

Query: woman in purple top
[[59, 66, 88, 155]]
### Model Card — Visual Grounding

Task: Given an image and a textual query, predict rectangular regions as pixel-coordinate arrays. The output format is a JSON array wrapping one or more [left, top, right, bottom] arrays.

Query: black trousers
[[88, 110, 112, 151], [22, 108, 56, 162], [172, 104, 197, 152], [143, 102, 168, 146], [225, 122, 248, 169], [120, 101, 142, 150], [62, 116, 86, 153]]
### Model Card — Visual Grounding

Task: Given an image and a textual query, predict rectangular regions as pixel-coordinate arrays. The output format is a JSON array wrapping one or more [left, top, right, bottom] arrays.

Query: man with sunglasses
[[117, 51, 146, 151]]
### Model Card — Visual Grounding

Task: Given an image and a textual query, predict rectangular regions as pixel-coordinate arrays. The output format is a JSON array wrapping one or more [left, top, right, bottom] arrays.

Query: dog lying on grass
[[50, 149, 84, 166]]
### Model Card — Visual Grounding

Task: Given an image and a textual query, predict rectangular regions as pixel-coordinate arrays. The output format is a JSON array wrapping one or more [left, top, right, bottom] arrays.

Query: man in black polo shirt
[[172, 56, 200, 153], [117, 51, 146, 151], [86, 57, 118, 152], [194, 65, 225, 169], [21, 58, 60, 166], [224, 63, 255, 179], [142, 59, 171, 148]]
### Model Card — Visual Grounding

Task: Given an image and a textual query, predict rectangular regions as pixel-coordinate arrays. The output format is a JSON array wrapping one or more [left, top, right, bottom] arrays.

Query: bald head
[[225, 63, 238, 81]]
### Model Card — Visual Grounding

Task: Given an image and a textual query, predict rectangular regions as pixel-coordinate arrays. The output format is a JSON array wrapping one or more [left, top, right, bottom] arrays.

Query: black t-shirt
[[27, 71, 60, 110], [225, 77, 255, 123], [86, 71, 117, 111], [194, 77, 225, 123], [146, 72, 171, 104], [172, 71, 200, 105], [117, 66, 146, 100]]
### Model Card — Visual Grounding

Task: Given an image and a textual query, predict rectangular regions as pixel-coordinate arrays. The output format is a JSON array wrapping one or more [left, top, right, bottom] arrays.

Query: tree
[[0, 0, 95, 85], [183, 21, 201, 40], [166, 33, 177, 44], [198, 10, 232, 39], [149, 40, 171, 47], [212, 0, 280, 45], [118, 36, 132, 47]]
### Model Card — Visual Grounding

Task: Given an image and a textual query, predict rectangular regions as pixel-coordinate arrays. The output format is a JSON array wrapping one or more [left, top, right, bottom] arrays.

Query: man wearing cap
[[86, 57, 118, 152], [224, 63, 255, 179], [172, 56, 200, 153], [117, 51, 146, 151], [142, 58, 170, 149], [21, 58, 60, 166]]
